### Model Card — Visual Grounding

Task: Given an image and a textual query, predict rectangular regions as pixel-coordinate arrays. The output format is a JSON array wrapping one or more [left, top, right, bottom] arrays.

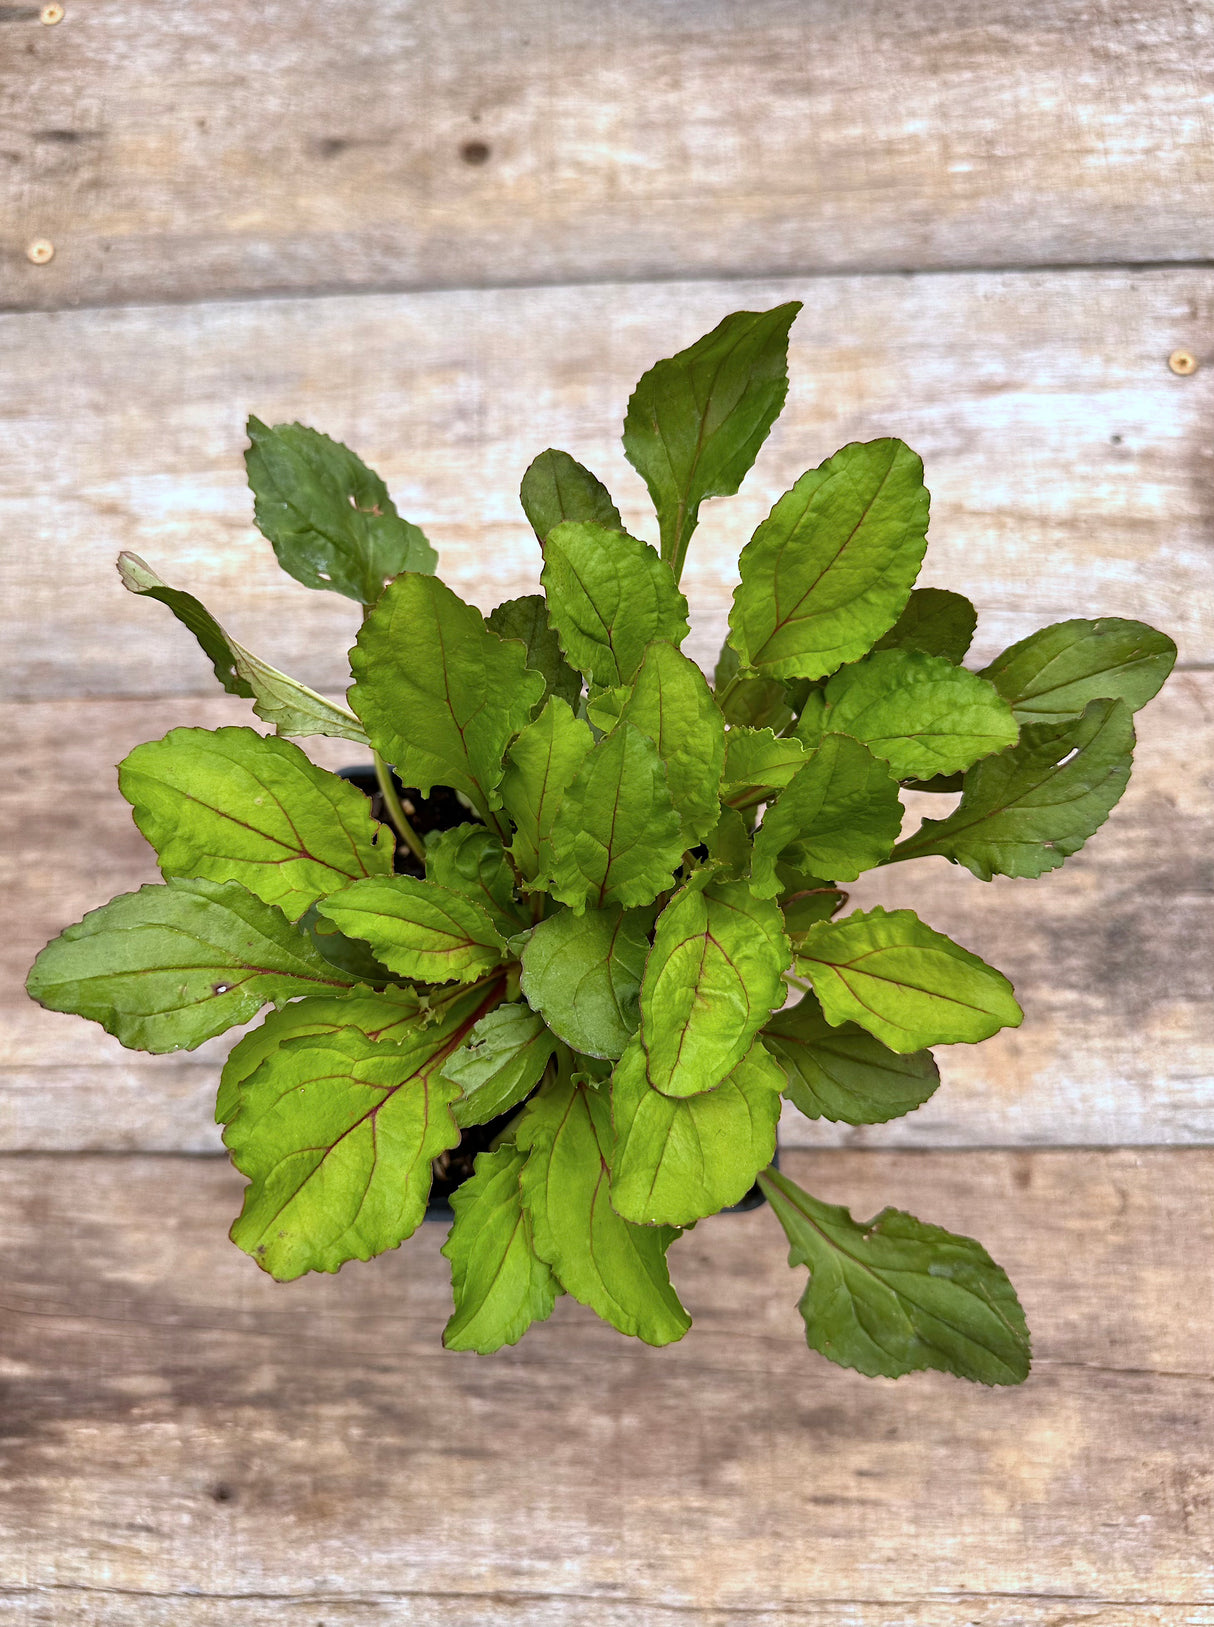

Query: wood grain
[[2, 268, 1212, 708], [0, 1148, 1211, 1614], [5, 0, 1214, 312], [3, 676, 1209, 1152]]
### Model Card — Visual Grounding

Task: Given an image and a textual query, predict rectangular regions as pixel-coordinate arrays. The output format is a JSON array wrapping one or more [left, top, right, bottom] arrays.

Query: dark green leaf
[[119, 726, 394, 922], [520, 904, 653, 1059], [641, 875, 790, 1098], [750, 734, 903, 893], [442, 1144, 561, 1352], [821, 648, 1018, 778], [350, 573, 546, 813], [225, 986, 496, 1278], [979, 616, 1176, 723], [541, 521, 689, 687], [610, 1037, 783, 1226], [245, 417, 436, 604], [485, 593, 583, 710], [703, 805, 752, 877], [623, 303, 801, 575], [26, 878, 356, 1054], [499, 698, 593, 883], [873, 587, 977, 664], [217, 985, 424, 1123], [615, 642, 725, 843], [300, 905, 398, 985], [760, 1169, 1031, 1384], [780, 887, 848, 940], [713, 640, 793, 732], [796, 906, 1022, 1052], [118, 553, 369, 743], [516, 1074, 690, 1345], [548, 722, 685, 912], [728, 439, 930, 680], [892, 698, 1134, 879], [520, 448, 622, 541], [441, 1002, 559, 1128], [424, 823, 526, 938], [317, 875, 507, 984], [762, 989, 939, 1123]]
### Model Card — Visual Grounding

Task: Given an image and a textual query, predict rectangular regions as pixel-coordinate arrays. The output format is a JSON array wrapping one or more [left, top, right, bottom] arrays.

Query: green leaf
[[217, 985, 424, 1123], [796, 906, 1022, 1052], [640, 876, 790, 1098], [26, 878, 356, 1054], [721, 726, 808, 803], [762, 990, 939, 1124], [485, 593, 583, 711], [780, 886, 848, 940], [760, 1169, 1031, 1384], [979, 616, 1177, 724], [245, 417, 436, 604], [442, 1144, 561, 1352], [117, 553, 369, 744], [441, 1002, 559, 1128], [727, 439, 930, 680], [317, 875, 506, 984], [704, 805, 753, 877], [424, 823, 525, 938], [873, 587, 977, 664], [540, 521, 689, 687], [349, 573, 546, 813], [821, 648, 1019, 779], [299, 905, 398, 984], [119, 726, 394, 923], [610, 1037, 783, 1226], [548, 722, 685, 912], [750, 735, 903, 893], [895, 698, 1135, 879], [499, 698, 594, 883], [615, 642, 725, 843], [623, 303, 802, 576], [225, 986, 496, 1279], [520, 448, 622, 540], [585, 684, 630, 732], [516, 1074, 691, 1345], [520, 904, 653, 1059], [713, 640, 793, 732]]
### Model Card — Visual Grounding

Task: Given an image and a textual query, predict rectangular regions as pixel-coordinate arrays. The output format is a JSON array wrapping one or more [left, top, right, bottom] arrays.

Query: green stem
[[373, 752, 426, 864], [714, 672, 743, 713]]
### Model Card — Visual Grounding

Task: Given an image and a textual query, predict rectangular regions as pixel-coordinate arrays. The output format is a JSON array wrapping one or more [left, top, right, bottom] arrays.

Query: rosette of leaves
[[27, 307, 1176, 1387]]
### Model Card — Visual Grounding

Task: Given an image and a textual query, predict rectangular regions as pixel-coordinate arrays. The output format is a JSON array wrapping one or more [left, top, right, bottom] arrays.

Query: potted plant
[[27, 304, 1175, 1380]]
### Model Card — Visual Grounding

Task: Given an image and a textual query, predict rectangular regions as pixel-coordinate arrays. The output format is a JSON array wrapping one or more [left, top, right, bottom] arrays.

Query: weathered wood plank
[[5, 0, 1214, 311], [1, 1600, 1210, 1627], [4, 674, 1209, 1151], [0, 1149, 1211, 1612], [2, 269, 1211, 705]]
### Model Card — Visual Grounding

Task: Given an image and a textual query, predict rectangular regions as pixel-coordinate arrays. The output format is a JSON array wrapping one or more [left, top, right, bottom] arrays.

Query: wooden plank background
[[2, 0, 1212, 1618]]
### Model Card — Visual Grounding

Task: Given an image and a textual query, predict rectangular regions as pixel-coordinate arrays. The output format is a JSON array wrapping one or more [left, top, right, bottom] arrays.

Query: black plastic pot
[[338, 764, 770, 1218]]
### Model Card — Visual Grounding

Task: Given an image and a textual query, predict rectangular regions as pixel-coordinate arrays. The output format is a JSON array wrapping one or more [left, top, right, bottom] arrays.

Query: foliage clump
[[28, 305, 1175, 1382]]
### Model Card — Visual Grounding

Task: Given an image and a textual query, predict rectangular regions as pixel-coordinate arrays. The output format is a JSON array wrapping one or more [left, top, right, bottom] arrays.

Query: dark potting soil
[[337, 764, 769, 1218]]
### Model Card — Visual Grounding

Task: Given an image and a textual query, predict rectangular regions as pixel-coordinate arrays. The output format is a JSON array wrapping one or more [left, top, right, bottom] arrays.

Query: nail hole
[[209, 1482, 236, 1503], [25, 238, 54, 265], [1110, 434, 1123, 444], [1168, 349, 1198, 376], [459, 140, 491, 166]]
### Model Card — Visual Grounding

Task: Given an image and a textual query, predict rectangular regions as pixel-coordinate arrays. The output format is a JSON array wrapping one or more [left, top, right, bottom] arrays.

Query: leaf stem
[[714, 672, 742, 713], [373, 752, 427, 863]]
